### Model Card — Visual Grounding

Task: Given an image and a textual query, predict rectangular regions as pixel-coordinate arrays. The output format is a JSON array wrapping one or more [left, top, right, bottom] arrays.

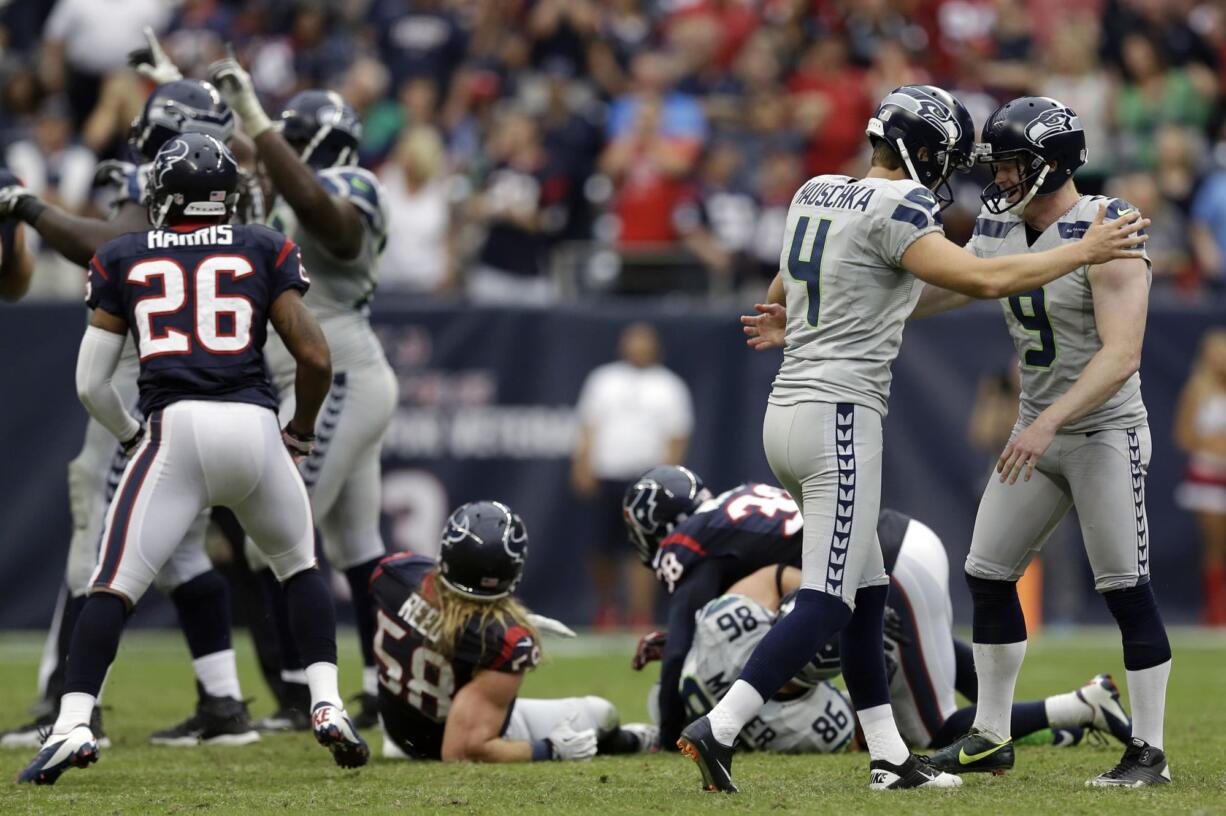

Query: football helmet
[[278, 90, 361, 169], [777, 591, 841, 685], [975, 96, 1087, 215], [622, 465, 709, 565], [147, 133, 239, 228], [866, 85, 975, 210], [438, 501, 528, 600], [130, 79, 235, 161]]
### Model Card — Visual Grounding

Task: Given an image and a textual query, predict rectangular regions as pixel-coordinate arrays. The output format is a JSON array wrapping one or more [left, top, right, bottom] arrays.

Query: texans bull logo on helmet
[[1024, 107, 1082, 147]]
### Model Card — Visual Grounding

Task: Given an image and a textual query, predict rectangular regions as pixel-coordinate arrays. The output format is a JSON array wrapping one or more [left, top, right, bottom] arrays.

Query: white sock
[[193, 649, 242, 700], [857, 704, 910, 764], [363, 665, 378, 697], [707, 680, 764, 746], [971, 641, 1027, 741], [1127, 659, 1171, 750], [305, 662, 341, 710], [53, 692, 96, 736], [1043, 689, 1090, 728]]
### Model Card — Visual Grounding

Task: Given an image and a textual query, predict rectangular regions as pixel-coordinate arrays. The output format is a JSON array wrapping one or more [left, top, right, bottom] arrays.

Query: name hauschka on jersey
[[147, 225, 234, 249], [792, 179, 877, 212]]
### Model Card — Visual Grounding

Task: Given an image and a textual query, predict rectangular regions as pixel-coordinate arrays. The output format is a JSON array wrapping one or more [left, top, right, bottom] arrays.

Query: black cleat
[[928, 728, 1014, 775], [869, 754, 963, 789], [677, 717, 738, 793], [350, 692, 380, 730], [1087, 738, 1172, 787], [253, 705, 310, 732], [151, 694, 260, 747]]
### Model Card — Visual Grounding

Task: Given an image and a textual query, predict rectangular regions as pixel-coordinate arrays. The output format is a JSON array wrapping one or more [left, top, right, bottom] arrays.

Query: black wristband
[[283, 424, 316, 443], [13, 195, 46, 225]]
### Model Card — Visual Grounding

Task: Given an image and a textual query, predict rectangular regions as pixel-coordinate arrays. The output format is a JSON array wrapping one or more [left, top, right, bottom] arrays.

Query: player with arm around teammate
[[679, 84, 1148, 795], [17, 133, 368, 785], [371, 501, 657, 763], [209, 54, 398, 728], [901, 98, 1173, 788]]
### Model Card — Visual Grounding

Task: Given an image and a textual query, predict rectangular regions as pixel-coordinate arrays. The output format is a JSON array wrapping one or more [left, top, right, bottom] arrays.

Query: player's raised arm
[[901, 204, 1148, 299], [209, 54, 364, 260], [269, 288, 332, 450]]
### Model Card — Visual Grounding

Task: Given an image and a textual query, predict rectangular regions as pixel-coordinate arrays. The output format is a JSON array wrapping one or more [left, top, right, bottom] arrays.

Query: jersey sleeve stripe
[[890, 204, 930, 230], [973, 218, 1012, 239], [660, 532, 708, 556], [90, 256, 109, 281], [274, 238, 296, 269]]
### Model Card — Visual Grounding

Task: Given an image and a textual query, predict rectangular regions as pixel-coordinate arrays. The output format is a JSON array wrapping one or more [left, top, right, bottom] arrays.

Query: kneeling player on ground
[[17, 134, 367, 785], [373, 501, 656, 762]]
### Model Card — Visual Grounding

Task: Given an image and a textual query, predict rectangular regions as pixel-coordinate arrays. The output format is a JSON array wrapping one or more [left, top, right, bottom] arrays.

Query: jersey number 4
[[129, 256, 256, 360], [787, 216, 832, 327], [1008, 288, 1056, 368]]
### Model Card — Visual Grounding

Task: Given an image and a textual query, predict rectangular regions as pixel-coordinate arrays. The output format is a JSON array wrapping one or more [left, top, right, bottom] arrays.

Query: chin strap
[[1006, 165, 1050, 216]]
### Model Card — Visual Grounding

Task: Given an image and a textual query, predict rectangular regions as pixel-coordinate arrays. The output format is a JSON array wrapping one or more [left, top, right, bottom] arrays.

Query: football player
[[684, 84, 1147, 794], [371, 501, 657, 762], [905, 97, 1171, 787], [664, 511, 1132, 755], [209, 54, 397, 730], [0, 177, 33, 302], [0, 77, 261, 749], [17, 134, 368, 785]]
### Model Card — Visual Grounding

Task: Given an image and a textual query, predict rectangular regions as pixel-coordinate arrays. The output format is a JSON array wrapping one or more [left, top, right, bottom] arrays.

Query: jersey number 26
[[129, 256, 256, 360]]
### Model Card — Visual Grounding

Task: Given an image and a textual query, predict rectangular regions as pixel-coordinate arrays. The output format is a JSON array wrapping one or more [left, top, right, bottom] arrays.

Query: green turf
[[3, 629, 1225, 815]]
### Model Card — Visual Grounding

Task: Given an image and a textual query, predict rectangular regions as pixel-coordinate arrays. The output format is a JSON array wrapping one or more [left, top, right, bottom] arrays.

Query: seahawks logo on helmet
[[882, 89, 963, 144], [1024, 107, 1082, 147]]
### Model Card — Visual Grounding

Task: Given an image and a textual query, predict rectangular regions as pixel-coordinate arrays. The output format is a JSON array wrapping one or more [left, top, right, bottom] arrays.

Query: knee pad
[[1103, 582, 1170, 671], [966, 573, 1027, 644]]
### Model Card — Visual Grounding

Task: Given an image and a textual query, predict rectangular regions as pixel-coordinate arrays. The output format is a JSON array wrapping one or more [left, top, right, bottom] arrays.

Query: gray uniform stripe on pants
[[828, 404, 856, 596], [1128, 428, 1149, 578]]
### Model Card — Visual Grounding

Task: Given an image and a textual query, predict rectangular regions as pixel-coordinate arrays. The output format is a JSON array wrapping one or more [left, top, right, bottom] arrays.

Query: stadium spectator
[[378, 125, 453, 294], [1174, 329, 1226, 626], [1037, 16, 1114, 194], [369, 0, 468, 94], [676, 141, 757, 293], [1106, 172, 1192, 290], [572, 323, 693, 629], [4, 96, 94, 220], [1190, 159, 1226, 290]]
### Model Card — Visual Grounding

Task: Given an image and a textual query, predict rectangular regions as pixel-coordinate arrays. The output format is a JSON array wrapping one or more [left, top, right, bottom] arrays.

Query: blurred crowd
[[5, 0, 1226, 301]]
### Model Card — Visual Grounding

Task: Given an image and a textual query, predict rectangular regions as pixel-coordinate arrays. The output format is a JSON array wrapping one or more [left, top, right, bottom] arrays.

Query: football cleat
[[311, 703, 369, 768], [869, 754, 963, 790], [1076, 674, 1132, 744], [15, 724, 98, 785], [350, 692, 380, 731], [2, 707, 110, 750], [1087, 738, 1171, 787], [928, 728, 1014, 775], [621, 722, 660, 753], [253, 705, 311, 732], [677, 716, 738, 793], [150, 694, 260, 747]]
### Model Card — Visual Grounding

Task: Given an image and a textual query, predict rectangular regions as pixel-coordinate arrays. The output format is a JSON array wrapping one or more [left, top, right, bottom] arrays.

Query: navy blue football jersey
[[86, 223, 308, 416], [371, 552, 540, 760], [655, 483, 803, 595]]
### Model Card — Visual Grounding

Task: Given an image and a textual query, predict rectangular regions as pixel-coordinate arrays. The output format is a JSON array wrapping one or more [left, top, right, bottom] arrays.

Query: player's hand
[[121, 425, 146, 458], [632, 630, 667, 670], [741, 302, 786, 351], [93, 159, 137, 190], [526, 613, 577, 638], [1079, 204, 1150, 266], [128, 26, 183, 85], [281, 424, 316, 464], [996, 418, 1056, 484], [545, 713, 598, 761], [0, 177, 43, 224], [208, 49, 272, 138]]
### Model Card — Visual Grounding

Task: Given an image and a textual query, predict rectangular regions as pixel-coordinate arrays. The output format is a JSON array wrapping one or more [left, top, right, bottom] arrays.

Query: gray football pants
[[965, 424, 1152, 592], [762, 401, 889, 609]]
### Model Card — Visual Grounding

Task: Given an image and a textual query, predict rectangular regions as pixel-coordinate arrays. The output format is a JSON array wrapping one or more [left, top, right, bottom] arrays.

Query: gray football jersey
[[681, 595, 855, 754], [769, 175, 943, 416], [266, 165, 389, 372], [966, 196, 1150, 433]]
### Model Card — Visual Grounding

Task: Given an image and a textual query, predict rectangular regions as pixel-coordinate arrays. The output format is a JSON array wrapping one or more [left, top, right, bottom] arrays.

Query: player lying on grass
[[371, 501, 657, 762], [653, 513, 1132, 756]]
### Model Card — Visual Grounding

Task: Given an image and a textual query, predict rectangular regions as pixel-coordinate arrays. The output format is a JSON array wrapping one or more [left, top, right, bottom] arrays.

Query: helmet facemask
[[976, 143, 1051, 215]]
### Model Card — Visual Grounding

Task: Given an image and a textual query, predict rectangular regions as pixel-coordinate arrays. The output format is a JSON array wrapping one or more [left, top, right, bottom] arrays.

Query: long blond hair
[[432, 578, 541, 663]]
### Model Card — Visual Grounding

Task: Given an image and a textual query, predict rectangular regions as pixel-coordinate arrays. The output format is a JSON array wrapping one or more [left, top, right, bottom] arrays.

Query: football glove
[[281, 424, 316, 463], [526, 613, 577, 638], [208, 49, 272, 138], [632, 630, 667, 671], [128, 26, 183, 85], [0, 178, 44, 224], [544, 713, 597, 761]]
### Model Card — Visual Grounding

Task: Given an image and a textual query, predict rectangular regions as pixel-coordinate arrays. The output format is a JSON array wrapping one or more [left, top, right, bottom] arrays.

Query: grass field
[[2, 629, 1224, 815]]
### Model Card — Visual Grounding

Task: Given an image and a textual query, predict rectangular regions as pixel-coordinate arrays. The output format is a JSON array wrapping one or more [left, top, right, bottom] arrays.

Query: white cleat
[[16, 725, 99, 785], [1076, 674, 1133, 744], [869, 754, 963, 790], [311, 703, 369, 768]]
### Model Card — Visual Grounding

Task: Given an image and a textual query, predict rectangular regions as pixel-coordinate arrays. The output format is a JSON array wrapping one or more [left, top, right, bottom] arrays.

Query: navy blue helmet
[[623, 465, 709, 565], [438, 501, 529, 600], [278, 90, 361, 169], [778, 591, 841, 685], [147, 133, 239, 228], [976, 96, 1087, 214], [866, 85, 975, 210], [130, 79, 235, 161]]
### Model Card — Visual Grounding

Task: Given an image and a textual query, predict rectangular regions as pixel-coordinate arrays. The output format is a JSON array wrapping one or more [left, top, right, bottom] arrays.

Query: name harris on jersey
[[792, 178, 877, 212], [147, 224, 235, 249]]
